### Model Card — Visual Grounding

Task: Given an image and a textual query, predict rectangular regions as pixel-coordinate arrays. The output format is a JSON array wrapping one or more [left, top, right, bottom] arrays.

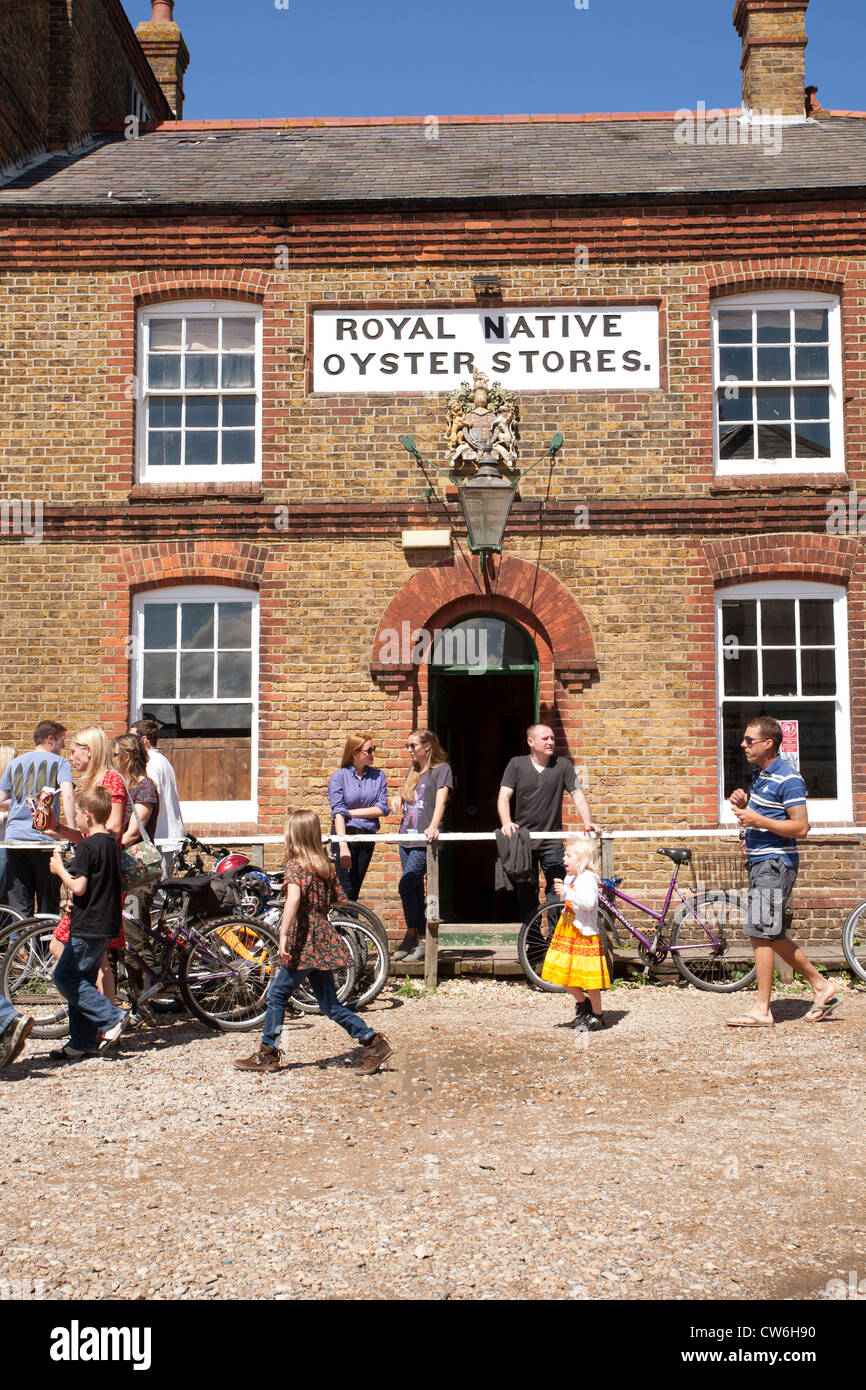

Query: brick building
[[1, 0, 865, 935]]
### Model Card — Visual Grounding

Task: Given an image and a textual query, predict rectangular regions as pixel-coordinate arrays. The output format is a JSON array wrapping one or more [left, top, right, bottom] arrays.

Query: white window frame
[[130, 584, 259, 823], [715, 580, 851, 823], [136, 300, 263, 483], [712, 291, 843, 477]]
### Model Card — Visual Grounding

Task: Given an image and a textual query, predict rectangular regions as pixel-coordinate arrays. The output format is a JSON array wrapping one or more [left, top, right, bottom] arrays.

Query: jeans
[[6, 848, 61, 918], [262, 966, 375, 1050], [516, 842, 566, 924], [0, 991, 19, 1034], [398, 844, 428, 937], [54, 935, 124, 1052], [332, 835, 375, 902], [0, 846, 7, 901]]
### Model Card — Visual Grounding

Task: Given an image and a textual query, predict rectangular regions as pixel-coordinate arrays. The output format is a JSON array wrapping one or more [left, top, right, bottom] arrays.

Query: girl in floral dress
[[235, 809, 392, 1075]]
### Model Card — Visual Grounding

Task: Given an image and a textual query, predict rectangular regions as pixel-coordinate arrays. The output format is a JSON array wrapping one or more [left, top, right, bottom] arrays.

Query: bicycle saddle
[[160, 873, 216, 892], [657, 847, 692, 864]]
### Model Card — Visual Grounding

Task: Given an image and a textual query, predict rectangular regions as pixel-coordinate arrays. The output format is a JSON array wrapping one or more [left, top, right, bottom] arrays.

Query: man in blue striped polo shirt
[[726, 715, 839, 1028]]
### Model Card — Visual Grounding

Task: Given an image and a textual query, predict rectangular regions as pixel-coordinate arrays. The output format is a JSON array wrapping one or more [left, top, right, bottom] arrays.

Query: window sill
[[711, 473, 847, 493]]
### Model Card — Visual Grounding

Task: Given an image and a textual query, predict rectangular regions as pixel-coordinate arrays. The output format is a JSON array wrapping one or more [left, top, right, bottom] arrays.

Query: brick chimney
[[733, 0, 809, 116], [136, 1, 190, 119]]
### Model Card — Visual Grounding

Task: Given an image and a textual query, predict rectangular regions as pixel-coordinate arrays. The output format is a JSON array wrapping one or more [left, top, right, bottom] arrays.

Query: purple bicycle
[[517, 846, 756, 994]]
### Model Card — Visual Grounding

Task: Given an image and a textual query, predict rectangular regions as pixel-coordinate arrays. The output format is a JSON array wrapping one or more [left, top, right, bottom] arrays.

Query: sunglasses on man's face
[[742, 735, 767, 746]]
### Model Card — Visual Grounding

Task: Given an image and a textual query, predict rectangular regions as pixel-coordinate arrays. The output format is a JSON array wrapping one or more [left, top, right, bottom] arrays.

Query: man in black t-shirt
[[498, 724, 600, 922]]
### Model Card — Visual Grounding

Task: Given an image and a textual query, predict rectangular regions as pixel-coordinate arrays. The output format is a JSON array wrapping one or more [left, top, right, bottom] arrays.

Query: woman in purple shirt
[[328, 732, 389, 900]]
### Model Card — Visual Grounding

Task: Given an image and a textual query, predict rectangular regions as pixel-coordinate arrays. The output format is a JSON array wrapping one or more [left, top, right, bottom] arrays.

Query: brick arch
[[370, 555, 598, 694], [702, 533, 860, 586], [125, 268, 271, 305], [704, 257, 849, 298]]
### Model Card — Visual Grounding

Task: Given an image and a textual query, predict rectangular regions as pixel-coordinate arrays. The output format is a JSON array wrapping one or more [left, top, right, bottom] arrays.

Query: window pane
[[222, 318, 256, 350], [722, 702, 836, 800], [761, 601, 795, 647], [180, 651, 215, 698], [756, 310, 790, 343], [218, 603, 252, 648], [757, 347, 790, 381], [718, 388, 752, 421], [222, 395, 256, 427], [801, 649, 836, 696], [142, 652, 176, 699], [221, 430, 255, 465], [181, 603, 214, 650], [795, 345, 829, 380], [217, 651, 251, 697], [799, 600, 834, 645], [724, 648, 758, 695], [722, 600, 757, 645], [143, 604, 177, 649], [794, 308, 828, 343], [793, 387, 830, 420], [185, 431, 218, 465], [793, 421, 831, 457], [148, 396, 182, 428], [719, 346, 752, 380], [185, 319, 219, 352], [185, 396, 219, 428], [757, 424, 792, 458], [221, 354, 255, 389], [756, 388, 790, 421], [168, 703, 252, 734], [148, 431, 180, 467], [184, 354, 219, 389], [148, 354, 181, 389], [719, 424, 754, 459], [718, 310, 752, 344], [149, 318, 182, 349], [762, 648, 797, 696]]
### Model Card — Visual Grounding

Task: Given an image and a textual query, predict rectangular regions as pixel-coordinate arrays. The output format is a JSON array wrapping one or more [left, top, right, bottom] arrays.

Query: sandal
[[804, 995, 840, 1023]]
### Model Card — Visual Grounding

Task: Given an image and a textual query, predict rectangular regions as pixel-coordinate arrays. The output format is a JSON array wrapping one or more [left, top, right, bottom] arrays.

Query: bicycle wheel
[[289, 924, 358, 1015], [670, 893, 756, 992], [841, 900, 866, 985], [338, 918, 389, 1009], [179, 917, 280, 1031], [0, 917, 69, 1038], [329, 901, 389, 953]]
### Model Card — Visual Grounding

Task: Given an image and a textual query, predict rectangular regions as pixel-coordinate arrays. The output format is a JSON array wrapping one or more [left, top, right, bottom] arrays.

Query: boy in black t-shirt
[[49, 786, 126, 1061]]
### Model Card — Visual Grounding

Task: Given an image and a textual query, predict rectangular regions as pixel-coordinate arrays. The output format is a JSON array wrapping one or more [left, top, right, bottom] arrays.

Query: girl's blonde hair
[[564, 834, 600, 878], [340, 732, 375, 769], [401, 728, 448, 803], [0, 738, 16, 783], [284, 809, 335, 883], [71, 727, 113, 791]]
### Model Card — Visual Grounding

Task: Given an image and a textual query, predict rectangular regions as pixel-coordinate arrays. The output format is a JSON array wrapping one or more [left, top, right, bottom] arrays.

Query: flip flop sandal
[[725, 1015, 775, 1028], [805, 996, 840, 1023]]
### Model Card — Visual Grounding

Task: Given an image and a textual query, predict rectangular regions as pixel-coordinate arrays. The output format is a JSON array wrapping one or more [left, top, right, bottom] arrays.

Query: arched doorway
[[429, 616, 538, 923]]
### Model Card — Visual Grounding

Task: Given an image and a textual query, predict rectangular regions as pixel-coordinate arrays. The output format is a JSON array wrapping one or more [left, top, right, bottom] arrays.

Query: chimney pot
[[151, 1, 174, 20], [733, 0, 809, 117]]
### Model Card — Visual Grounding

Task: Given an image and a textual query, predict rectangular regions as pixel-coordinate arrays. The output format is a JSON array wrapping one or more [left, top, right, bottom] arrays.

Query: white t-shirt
[[145, 747, 185, 845], [562, 869, 599, 937]]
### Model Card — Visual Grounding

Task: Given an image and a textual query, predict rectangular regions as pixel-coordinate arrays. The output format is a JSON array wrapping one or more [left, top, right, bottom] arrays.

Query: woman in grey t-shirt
[[391, 730, 453, 963]]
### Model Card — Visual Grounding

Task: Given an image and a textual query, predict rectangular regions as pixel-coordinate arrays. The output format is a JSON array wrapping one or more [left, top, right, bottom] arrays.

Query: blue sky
[[124, 0, 866, 121]]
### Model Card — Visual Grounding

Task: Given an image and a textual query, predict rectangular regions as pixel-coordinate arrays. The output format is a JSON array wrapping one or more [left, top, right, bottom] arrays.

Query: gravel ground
[[1, 977, 864, 1302]]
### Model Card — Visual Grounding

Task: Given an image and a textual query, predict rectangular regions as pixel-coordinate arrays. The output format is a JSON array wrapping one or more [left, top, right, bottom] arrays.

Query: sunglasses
[[362, 746, 375, 754], [742, 735, 767, 746], [406, 742, 423, 751]]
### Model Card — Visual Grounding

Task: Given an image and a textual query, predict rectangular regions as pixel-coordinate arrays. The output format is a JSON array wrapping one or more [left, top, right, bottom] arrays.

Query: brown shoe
[[234, 1043, 285, 1073], [356, 1032, 393, 1075]]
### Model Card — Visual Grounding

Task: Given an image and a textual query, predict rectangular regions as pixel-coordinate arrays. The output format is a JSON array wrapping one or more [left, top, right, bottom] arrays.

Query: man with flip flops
[[726, 716, 839, 1029]]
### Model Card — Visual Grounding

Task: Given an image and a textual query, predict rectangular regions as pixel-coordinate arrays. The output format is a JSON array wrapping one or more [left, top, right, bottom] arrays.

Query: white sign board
[[312, 306, 660, 393]]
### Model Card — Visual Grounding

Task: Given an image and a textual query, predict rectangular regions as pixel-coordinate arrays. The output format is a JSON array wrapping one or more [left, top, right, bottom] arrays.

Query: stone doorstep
[[389, 940, 858, 983]]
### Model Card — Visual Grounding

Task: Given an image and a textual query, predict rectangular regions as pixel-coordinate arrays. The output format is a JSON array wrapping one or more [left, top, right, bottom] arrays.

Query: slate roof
[[2, 114, 866, 209]]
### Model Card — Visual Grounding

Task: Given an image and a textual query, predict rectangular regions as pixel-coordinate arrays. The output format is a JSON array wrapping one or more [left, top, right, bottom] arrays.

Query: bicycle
[[518, 846, 757, 994], [841, 900, 866, 984], [1, 874, 282, 1036]]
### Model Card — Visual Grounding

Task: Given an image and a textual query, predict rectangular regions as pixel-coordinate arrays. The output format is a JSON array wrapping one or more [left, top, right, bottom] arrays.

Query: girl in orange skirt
[[542, 835, 609, 1032]]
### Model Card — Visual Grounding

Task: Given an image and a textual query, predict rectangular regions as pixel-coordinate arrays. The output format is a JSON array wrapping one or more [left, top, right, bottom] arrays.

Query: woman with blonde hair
[[0, 737, 16, 901], [235, 809, 392, 1074], [328, 731, 389, 900], [391, 729, 453, 963]]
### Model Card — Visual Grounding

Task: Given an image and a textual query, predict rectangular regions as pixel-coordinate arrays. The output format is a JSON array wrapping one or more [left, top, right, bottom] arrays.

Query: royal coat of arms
[[445, 369, 519, 474]]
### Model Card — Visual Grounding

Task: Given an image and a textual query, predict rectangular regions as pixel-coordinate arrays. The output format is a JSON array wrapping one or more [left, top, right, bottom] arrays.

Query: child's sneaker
[[234, 1043, 285, 1073], [583, 1012, 606, 1033], [98, 1010, 129, 1053], [0, 1015, 33, 1069], [569, 998, 592, 1028]]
